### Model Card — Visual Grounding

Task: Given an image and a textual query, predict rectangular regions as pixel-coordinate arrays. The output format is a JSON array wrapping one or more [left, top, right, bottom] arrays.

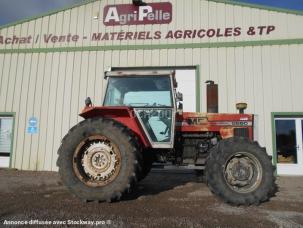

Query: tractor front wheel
[[205, 137, 276, 205]]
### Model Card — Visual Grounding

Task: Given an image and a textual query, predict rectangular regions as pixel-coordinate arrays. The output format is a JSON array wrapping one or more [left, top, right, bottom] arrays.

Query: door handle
[[296, 145, 300, 150]]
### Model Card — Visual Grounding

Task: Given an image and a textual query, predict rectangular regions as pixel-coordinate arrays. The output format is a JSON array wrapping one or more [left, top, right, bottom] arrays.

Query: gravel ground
[[0, 169, 303, 227]]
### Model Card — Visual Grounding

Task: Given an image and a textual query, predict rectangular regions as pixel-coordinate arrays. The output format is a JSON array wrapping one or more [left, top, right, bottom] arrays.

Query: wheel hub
[[226, 157, 254, 187], [232, 164, 250, 181], [91, 152, 109, 169], [73, 135, 121, 187], [224, 152, 262, 193], [82, 142, 118, 181]]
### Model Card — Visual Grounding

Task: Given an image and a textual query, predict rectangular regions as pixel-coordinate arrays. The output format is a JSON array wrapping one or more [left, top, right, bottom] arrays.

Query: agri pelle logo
[[103, 2, 172, 26]]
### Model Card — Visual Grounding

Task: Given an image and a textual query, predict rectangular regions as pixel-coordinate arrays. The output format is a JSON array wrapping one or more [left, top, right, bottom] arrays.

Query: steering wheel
[[129, 103, 149, 106]]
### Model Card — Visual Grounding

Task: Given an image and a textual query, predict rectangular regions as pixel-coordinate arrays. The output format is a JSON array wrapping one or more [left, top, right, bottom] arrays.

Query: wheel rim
[[224, 152, 262, 194], [73, 135, 121, 187]]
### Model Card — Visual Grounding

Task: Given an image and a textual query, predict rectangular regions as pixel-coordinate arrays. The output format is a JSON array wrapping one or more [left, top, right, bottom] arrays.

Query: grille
[[234, 128, 249, 138]]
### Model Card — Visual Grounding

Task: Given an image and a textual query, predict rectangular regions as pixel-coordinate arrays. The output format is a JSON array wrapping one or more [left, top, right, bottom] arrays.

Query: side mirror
[[178, 102, 183, 110], [176, 92, 183, 102], [85, 97, 92, 107]]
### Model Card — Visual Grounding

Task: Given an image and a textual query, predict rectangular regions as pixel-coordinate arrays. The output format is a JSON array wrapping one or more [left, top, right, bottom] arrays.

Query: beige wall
[[0, 0, 303, 171], [1, 45, 303, 171]]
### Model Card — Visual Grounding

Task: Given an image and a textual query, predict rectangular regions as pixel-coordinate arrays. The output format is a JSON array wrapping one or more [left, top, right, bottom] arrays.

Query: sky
[[235, 0, 303, 10], [0, 0, 302, 27], [0, 0, 82, 26]]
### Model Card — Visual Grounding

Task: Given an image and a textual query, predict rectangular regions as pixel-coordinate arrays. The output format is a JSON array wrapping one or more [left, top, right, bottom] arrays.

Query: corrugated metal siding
[[0, 0, 303, 171], [1, 45, 303, 170]]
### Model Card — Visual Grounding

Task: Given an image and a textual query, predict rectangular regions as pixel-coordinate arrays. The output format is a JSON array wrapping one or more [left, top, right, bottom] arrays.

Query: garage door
[[175, 70, 196, 112]]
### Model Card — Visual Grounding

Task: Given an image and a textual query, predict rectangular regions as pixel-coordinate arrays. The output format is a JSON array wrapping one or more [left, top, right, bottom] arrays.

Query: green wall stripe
[[195, 65, 201, 112], [0, 38, 303, 54], [271, 112, 277, 168], [0, 0, 302, 30]]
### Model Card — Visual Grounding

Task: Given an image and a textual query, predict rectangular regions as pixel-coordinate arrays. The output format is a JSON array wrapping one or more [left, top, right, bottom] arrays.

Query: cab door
[[135, 108, 175, 148]]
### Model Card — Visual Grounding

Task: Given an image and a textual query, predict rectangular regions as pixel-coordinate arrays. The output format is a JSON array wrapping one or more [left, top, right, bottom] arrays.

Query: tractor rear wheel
[[205, 137, 276, 205], [137, 150, 154, 181], [57, 118, 140, 202]]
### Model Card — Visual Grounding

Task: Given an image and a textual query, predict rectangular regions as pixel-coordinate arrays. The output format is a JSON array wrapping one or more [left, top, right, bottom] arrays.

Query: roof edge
[[0, 0, 302, 31]]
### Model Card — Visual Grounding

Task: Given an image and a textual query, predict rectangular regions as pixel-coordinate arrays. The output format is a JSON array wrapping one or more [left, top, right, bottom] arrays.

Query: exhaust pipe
[[205, 80, 218, 113]]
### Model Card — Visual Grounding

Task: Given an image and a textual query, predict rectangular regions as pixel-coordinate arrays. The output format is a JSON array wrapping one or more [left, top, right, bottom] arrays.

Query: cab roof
[[105, 70, 178, 88]]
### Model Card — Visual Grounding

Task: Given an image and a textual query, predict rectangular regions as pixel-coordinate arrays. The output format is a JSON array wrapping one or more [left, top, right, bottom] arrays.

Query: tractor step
[[152, 163, 205, 170]]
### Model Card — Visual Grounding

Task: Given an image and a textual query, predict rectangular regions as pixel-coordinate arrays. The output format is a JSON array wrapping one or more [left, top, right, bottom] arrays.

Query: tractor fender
[[79, 106, 151, 148]]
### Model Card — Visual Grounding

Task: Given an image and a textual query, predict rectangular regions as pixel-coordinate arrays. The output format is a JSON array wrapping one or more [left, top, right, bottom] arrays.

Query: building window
[[0, 116, 14, 168], [273, 115, 303, 175]]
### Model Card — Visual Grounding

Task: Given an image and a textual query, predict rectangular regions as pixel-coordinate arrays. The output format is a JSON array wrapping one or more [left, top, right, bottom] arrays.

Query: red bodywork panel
[[176, 112, 254, 140], [80, 106, 151, 147], [79, 106, 254, 148]]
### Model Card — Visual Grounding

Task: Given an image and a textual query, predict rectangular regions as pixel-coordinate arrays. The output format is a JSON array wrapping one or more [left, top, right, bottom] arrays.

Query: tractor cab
[[103, 70, 177, 148]]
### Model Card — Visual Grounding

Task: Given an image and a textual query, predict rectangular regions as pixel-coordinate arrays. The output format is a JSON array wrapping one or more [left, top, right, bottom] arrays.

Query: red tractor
[[57, 70, 276, 205]]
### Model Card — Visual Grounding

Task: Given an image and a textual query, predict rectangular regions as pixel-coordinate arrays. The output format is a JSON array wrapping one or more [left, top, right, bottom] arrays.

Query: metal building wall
[[0, 0, 303, 171]]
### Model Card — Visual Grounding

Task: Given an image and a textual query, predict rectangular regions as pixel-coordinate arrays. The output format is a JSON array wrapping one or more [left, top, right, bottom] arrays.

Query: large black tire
[[195, 170, 205, 183], [205, 137, 276, 205], [137, 150, 154, 181], [57, 118, 140, 202]]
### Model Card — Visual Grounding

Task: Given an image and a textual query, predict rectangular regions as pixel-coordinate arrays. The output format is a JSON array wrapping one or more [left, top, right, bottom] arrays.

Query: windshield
[[103, 76, 173, 107]]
